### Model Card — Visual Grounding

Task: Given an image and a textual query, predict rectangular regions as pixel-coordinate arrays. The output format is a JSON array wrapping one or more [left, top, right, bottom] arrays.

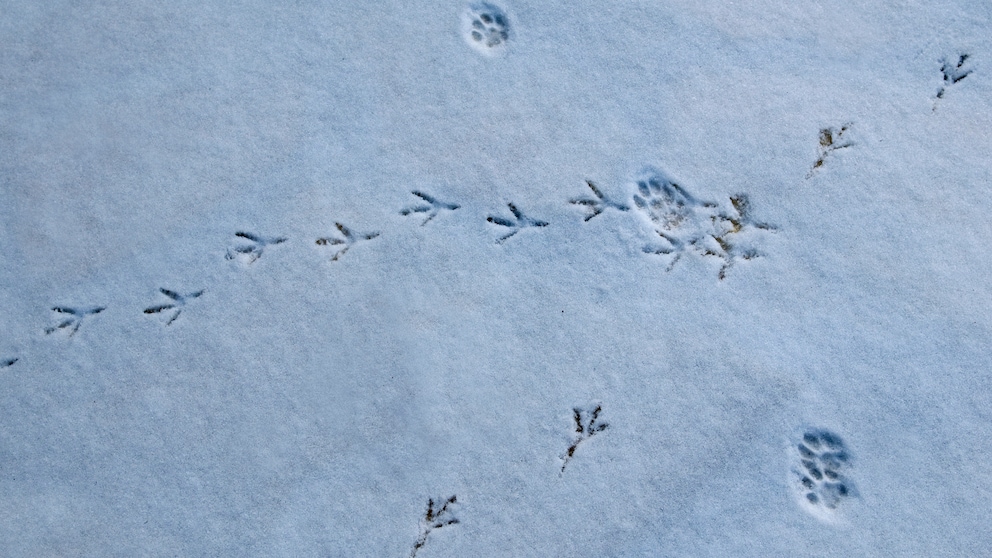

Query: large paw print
[[633, 173, 718, 231], [463, 3, 510, 55], [793, 429, 854, 517], [633, 170, 722, 268], [633, 169, 775, 278]]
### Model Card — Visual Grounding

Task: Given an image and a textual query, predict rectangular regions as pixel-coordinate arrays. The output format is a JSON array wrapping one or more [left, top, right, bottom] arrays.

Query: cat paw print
[[633, 170, 720, 268], [462, 3, 510, 55], [793, 429, 855, 519]]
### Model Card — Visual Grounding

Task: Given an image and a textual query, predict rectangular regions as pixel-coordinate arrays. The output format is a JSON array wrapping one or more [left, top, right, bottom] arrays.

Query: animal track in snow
[[410, 495, 459, 558], [707, 194, 777, 279], [315, 223, 380, 261], [633, 171, 718, 235], [633, 170, 775, 279], [462, 3, 510, 55], [44, 306, 105, 336], [400, 191, 460, 225], [570, 180, 630, 221], [487, 203, 549, 244], [225, 232, 287, 264], [143, 288, 204, 326], [806, 124, 853, 178], [561, 403, 608, 473], [792, 429, 855, 519], [1, 357, 18, 368], [934, 54, 973, 109]]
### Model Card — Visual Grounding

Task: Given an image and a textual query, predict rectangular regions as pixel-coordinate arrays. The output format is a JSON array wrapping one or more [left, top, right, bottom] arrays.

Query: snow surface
[[1, 1, 991, 556]]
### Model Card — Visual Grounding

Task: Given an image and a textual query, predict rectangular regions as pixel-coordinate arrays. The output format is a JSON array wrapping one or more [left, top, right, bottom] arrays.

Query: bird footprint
[[570, 180, 629, 221], [226, 232, 287, 264], [144, 288, 205, 326], [44, 306, 105, 336], [487, 203, 549, 244], [316, 223, 380, 261], [401, 191, 460, 225]]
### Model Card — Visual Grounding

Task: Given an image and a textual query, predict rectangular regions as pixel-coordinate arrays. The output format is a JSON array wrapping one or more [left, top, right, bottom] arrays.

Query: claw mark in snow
[[226, 232, 287, 264], [934, 54, 973, 110], [401, 191, 460, 225], [410, 495, 459, 558], [144, 288, 205, 326], [570, 180, 629, 221], [487, 203, 549, 244], [44, 306, 105, 336], [806, 124, 853, 179], [708, 194, 777, 279], [561, 403, 608, 473], [316, 223, 380, 261]]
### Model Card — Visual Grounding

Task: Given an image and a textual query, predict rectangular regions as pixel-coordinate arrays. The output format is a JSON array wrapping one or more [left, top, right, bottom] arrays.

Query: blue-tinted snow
[[1, 1, 991, 555]]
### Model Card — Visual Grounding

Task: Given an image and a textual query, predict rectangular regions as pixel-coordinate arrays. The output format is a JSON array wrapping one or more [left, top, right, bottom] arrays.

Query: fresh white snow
[[2, 1, 991, 556]]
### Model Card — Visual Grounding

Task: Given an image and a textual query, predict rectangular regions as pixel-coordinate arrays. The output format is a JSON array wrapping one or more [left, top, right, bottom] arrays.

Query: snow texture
[[1, 0, 991, 556]]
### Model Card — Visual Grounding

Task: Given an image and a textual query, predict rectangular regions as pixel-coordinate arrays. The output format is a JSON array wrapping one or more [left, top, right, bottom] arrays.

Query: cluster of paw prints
[[414, 421, 855, 555], [229, 171, 776, 278], [0, 170, 775, 370], [462, 3, 510, 55], [624, 172, 776, 279], [793, 429, 855, 517], [564, 169, 778, 279]]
